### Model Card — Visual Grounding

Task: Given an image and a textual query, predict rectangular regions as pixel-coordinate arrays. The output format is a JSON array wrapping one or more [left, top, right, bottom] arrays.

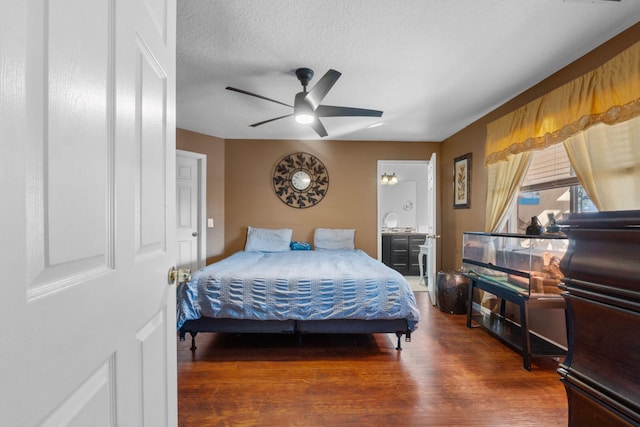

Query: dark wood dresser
[[558, 211, 640, 426]]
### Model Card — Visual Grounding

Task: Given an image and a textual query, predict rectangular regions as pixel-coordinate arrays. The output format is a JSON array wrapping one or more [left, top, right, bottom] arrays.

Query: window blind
[[521, 144, 577, 191]]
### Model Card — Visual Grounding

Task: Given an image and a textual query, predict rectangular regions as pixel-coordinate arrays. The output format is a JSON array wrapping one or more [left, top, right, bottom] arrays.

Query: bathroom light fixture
[[380, 172, 398, 185]]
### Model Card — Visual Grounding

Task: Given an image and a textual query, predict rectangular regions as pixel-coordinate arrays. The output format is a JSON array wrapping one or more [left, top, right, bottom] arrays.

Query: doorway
[[377, 155, 437, 304]]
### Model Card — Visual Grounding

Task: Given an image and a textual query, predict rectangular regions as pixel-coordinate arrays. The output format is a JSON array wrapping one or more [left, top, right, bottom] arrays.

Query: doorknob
[[192, 231, 198, 237], [168, 266, 192, 285], [168, 266, 177, 285], [178, 268, 191, 283]]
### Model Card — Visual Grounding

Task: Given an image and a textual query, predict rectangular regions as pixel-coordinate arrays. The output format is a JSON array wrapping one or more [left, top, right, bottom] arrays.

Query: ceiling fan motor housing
[[295, 67, 314, 89], [294, 92, 313, 112]]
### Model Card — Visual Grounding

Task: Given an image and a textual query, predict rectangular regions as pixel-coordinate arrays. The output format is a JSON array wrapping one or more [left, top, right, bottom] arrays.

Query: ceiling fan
[[226, 68, 383, 138]]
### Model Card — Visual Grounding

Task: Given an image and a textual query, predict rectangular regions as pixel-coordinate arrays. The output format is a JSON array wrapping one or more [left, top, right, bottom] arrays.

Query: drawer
[[390, 264, 409, 275], [563, 380, 639, 426], [409, 235, 426, 247], [391, 248, 408, 255], [389, 236, 409, 247], [391, 251, 408, 264], [566, 296, 640, 410]]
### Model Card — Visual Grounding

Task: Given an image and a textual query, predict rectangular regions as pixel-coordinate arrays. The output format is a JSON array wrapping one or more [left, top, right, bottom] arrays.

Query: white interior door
[[426, 152, 438, 305], [0, 1, 177, 425], [176, 150, 207, 272]]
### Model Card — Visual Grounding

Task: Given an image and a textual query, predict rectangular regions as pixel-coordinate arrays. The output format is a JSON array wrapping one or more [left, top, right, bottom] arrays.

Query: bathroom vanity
[[381, 231, 426, 276]]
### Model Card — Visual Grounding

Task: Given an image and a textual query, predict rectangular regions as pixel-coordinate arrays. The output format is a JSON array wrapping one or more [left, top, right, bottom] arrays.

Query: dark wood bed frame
[[178, 317, 413, 351]]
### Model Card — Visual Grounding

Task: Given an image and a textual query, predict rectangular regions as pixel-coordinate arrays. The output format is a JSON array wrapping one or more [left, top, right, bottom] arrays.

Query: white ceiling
[[176, 0, 640, 142]]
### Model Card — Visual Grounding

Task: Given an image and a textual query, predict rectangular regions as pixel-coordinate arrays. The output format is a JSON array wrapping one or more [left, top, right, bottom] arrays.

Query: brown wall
[[176, 128, 226, 264], [224, 139, 439, 258], [439, 22, 640, 271]]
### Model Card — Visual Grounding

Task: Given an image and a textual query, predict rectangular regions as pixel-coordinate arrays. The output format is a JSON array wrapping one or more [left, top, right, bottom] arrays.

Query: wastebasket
[[436, 271, 469, 314]]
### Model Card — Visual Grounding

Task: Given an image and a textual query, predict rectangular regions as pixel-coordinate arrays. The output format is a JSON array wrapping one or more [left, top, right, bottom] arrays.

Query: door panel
[[25, 0, 113, 298], [46, 0, 110, 267], [137, 36, 169, 255], [137, 310, 170, 427], [176, 151, 207, 272], [177, 156, 198, 270], [0, 0, 177, 425], [142, 0, 169, 40], [40, 359, 116, 427]]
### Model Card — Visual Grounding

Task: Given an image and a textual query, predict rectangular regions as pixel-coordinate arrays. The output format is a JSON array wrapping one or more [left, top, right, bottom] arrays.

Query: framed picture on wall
[[453, 153, 471, 209]]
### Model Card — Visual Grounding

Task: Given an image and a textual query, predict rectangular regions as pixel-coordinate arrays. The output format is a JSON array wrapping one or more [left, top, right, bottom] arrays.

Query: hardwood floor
[[177, 292, 568, 426]]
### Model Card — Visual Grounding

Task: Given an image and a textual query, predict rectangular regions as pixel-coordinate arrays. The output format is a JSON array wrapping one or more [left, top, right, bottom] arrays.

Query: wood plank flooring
[[177, 292, 568, 426]]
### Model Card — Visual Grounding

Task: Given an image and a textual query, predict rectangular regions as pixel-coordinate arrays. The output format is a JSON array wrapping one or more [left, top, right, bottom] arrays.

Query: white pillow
[[313, 228, 356, 250], [244, 226, 292, 252]]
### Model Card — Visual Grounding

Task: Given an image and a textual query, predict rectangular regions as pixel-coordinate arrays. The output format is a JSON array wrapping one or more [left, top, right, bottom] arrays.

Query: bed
[[176, 227, 421, 351]]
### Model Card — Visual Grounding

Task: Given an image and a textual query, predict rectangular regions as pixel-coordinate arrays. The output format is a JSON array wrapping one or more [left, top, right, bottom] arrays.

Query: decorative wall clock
[[273, 152, 329, 208]]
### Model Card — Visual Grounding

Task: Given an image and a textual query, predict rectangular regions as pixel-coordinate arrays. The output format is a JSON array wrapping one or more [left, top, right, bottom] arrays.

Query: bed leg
[[395, 332, 403, 351], [189, 331, 197, 351]]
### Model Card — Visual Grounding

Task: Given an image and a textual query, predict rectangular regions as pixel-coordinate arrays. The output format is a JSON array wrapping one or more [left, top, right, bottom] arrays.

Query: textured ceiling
[[177, 0, 640, 142]]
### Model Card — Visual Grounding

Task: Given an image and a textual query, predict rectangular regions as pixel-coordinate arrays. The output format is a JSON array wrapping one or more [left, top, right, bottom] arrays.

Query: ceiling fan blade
[[310, 118, 328, 138], [249, 114, 293, 127], [304, 69, 341, 110], [226, 86, 293, 108], [316, 105, 383, 118]]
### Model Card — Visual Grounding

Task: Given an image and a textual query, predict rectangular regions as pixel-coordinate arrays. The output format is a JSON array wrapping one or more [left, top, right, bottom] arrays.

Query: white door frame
[[377, 157, 438, 304], [176, 149, 207, 270], [426, 152, 438, 305]]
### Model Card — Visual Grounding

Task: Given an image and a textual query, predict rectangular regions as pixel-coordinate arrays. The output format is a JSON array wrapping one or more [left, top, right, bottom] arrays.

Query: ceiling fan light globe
[[295, 113, 315, 124]]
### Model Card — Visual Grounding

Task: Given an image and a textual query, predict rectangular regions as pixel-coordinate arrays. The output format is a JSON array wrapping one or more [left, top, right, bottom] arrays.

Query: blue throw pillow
[[290, 241, 312, 250]]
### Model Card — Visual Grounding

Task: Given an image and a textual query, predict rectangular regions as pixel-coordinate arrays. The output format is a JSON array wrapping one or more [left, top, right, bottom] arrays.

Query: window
[[508, 144, 597, 234]]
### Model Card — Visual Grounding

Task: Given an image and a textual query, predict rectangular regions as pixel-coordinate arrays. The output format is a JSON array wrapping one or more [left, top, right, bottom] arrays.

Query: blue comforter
[[177, 249, 421, 331]]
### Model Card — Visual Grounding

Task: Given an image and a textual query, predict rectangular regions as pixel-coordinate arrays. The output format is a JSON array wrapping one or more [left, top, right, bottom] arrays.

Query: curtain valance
[[485, 40, 640, 165]]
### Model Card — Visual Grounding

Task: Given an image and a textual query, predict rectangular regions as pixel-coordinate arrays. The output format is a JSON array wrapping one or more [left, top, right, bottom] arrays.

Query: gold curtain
[[563, 115, 640, 211], [484, 152, 532, 232], [486, 40, 640, 165]]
